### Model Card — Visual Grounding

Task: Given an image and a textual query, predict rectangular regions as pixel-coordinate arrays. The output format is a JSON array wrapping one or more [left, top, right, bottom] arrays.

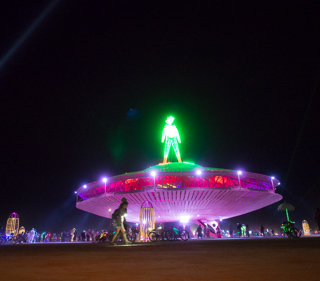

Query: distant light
[[158, 215, 160, 218], [143, 220, 146, 224], [136, 223, 139, 226], [183, 162, 194, 165], [237, 171, 242, 175], [197, 214, 200, 217], [151, 171, 156, 177], [74, 191, 77, 194], [196, 170, 202, 175], [83, 185, 87, 189], [108, 209, 111, 212], [219, 218, 223, 222], [271, 177, 275, 180], [102, 178, 107, 183], [278, 182, 281, 185]]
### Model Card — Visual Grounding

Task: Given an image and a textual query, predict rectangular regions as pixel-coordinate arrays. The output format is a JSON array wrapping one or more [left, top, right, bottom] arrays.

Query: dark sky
[[1, 1, 319, 233]]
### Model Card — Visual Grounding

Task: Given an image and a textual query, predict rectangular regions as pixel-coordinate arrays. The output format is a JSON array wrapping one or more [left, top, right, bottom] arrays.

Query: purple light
[[196, 170, 202, 175], [74, 191, 77, 194], [151, 171, 156, 177], [83, 185, 87, 189], [102, 178, 107, 183], [271, 177, 275, 180], [237, 170, 242, 175]]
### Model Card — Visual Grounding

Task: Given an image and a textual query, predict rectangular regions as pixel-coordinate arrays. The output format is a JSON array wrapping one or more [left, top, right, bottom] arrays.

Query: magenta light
[[76, 163, 283, 223], [102, 178, 107, 183], [237, 171, 242, 175]]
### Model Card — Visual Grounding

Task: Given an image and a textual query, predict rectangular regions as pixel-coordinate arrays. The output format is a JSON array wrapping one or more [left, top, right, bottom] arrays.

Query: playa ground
[[1, 236, 319, 281]]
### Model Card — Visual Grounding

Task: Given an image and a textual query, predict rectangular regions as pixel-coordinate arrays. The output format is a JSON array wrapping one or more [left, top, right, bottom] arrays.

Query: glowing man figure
[[162, 116, 182, 163]]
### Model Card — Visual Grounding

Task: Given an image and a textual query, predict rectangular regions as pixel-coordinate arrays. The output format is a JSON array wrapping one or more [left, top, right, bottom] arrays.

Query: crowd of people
[[2, 206, 320, 244]]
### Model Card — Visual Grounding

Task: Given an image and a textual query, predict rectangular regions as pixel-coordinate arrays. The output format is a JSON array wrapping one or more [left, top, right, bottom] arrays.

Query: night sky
[[1, 1, 319, 233]]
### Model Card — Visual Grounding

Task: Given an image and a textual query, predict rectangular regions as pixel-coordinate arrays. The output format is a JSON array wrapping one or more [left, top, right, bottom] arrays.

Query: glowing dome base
[[76, 162, 282, 223]]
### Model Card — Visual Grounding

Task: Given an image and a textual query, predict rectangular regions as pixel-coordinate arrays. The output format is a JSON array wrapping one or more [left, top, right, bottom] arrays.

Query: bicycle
[[149, 228, 165, 242], [281, 221, 302, 238], [165, 227, 189, 241]]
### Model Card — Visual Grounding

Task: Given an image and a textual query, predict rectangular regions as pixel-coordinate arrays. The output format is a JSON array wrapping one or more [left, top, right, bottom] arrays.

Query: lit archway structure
[[76, 162, 282, 222], [6, 212, 19, 236]]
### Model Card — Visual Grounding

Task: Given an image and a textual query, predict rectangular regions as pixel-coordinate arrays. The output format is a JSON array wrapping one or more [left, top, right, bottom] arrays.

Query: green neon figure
[[161, 116, 182, 163]]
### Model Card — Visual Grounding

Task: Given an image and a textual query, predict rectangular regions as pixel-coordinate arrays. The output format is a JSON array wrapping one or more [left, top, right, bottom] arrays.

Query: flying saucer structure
[[76, 116, 282, 222]]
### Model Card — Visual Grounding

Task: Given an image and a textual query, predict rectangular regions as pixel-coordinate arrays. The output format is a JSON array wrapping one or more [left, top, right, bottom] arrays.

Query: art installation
[[139, 201, 155, 241], [302, 220, 310, 235], [162, 116, 181, 163], [76, 116, 282, 224], [6, 212, 19, 236]]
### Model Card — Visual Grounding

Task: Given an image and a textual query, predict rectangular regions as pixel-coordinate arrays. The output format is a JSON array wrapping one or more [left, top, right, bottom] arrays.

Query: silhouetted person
[[228, 224, 234, 238], [246, 224, 250, 237], [315, 208, 320, 231], [237, 223, 242, 237], [196, 225, 203, 239], [110, 198, 131, 245], [260, 225, 265, 236]]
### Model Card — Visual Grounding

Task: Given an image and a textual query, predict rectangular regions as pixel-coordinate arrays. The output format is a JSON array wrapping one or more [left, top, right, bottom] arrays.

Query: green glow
[[286, 208, 290, 221], [162, 116, 182, 163], [183, 162, 194, 165]]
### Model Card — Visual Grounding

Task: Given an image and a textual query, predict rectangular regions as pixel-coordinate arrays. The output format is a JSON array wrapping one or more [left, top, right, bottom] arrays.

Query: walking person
[[110, 198, 131, 245]]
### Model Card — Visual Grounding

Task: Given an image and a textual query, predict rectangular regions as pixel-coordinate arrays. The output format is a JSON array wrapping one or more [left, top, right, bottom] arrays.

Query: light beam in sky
[[0, 0, 60, 70]]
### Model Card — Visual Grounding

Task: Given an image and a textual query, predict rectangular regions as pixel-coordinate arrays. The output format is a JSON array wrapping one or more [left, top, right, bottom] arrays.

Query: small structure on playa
[[6, 212, 19, 237], [302, 220, 310, 235], [139, 201, 155, 241]]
